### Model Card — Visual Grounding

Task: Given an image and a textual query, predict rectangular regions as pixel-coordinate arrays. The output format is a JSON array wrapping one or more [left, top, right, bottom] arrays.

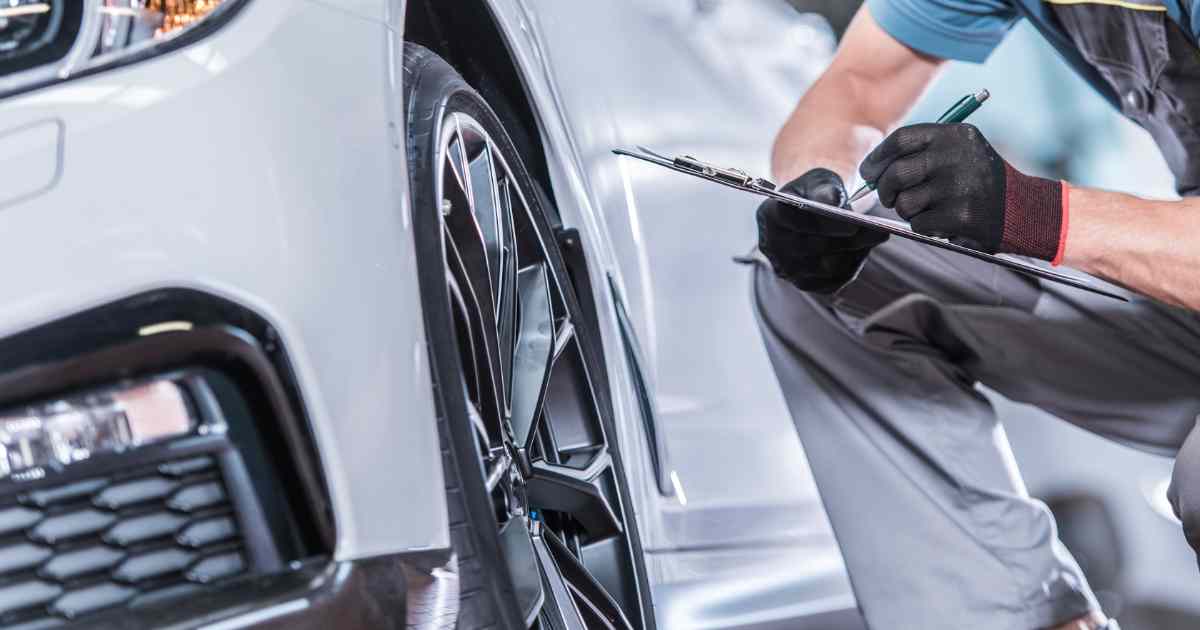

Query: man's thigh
[[837, 233, 1200, 454], [755, 230, 1200, 625], [752, 259, 1099, 628]]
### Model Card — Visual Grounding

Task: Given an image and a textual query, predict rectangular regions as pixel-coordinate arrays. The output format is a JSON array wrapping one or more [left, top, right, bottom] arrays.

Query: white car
[[0, 1, 861, 628]]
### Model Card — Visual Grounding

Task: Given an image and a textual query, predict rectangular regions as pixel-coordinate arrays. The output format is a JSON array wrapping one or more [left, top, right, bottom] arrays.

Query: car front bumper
[[0, 0, 445, 571]]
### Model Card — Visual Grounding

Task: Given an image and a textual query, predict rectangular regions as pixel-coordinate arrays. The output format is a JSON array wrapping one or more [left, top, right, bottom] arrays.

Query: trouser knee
[[861, 294, 976, 370], [1168, 427, 1200, 562]]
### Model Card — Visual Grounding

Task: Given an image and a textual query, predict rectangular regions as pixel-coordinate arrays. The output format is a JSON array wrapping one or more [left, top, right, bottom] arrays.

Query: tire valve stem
[[441, 199, 453, 216]]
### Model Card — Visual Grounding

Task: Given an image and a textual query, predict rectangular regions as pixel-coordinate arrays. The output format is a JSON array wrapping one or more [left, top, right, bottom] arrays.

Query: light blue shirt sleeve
[[866, 0, 1021, 63]]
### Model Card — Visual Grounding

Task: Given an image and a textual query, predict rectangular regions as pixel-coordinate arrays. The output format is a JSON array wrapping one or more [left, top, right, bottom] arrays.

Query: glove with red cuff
[[859, 123, 1069, 264]]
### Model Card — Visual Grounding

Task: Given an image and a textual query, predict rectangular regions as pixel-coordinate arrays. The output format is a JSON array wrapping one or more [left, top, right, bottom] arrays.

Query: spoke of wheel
[[485, 451, 512, 492], [530, 319, 600, 456], [444, 225, 504, 438], [526, 450, 622, 539], [522, 318, 576, 453], [452, 115, 475, 210], [497, 175, 518, 405], [499, 517, 545, 628], [498, 175, 516, 284], [446, 134, 469, 200], [466, 138, 504, 309], [532, 522, 588, 630], [544, 528, 634, 630], [467, 403, 491, 452], [510, 263, 554, 446], [445, 184, 497, 329], [446, 271, 482, 407], [446, 143, 511, 423], [552, 320, 575, 364]]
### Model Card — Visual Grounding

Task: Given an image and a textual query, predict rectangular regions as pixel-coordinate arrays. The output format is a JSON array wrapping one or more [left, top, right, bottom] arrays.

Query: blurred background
[[786, 2, 1195, 628]]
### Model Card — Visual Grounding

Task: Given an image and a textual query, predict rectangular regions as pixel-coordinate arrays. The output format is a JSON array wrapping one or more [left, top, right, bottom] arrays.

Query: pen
[[847, 89, 990, 204]]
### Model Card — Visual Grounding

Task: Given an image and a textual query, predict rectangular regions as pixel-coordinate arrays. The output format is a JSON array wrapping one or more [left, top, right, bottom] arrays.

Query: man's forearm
[[770, 5, 942, 185], [771, 71, 886, 185], [1062, 186, 1200, 309]]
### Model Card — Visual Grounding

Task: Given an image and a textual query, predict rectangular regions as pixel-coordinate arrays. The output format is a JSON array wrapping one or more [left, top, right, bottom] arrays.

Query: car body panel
[[0, 0, 863, 626], [0, 0, 448, 560]]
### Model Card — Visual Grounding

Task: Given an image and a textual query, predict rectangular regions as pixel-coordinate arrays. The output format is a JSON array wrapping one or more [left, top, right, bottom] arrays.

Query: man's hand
[[757, 168, 889, 294], [859, 123, 1068, 262]]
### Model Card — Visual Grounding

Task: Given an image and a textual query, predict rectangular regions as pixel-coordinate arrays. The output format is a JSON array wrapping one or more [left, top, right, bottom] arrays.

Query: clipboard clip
[[634, 145, 778, 192], [673, 155, 778, 192]]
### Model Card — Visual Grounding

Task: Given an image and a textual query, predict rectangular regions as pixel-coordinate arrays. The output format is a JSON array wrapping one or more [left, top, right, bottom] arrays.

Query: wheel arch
[[402, 0, 554, 199]]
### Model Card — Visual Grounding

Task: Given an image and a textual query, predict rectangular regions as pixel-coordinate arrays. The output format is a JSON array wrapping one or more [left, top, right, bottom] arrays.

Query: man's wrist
[[771, 155, 859, 190], [1058, 185, 1122, 274], [998, 165, 1068, 262], [1054, 180, 1071, 265]]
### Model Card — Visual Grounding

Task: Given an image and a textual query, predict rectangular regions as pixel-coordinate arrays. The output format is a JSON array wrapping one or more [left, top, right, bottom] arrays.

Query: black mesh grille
[[0, 454, 251, 626]]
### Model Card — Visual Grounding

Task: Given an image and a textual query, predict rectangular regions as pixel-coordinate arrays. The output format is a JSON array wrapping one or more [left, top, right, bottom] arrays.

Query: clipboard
[[614, 146, 1127, 302]]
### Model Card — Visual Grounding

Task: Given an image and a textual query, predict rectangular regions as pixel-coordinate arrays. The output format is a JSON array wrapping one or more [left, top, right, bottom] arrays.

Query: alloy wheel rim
[[436, 111, 642, 629]]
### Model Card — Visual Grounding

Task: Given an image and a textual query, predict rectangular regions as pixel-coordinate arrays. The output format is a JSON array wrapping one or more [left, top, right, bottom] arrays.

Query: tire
[[404, 43, 656, 630]]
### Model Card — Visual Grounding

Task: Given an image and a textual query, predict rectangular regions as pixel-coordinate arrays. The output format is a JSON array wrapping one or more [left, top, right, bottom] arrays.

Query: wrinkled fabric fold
[[750, 219, 1200, 628]]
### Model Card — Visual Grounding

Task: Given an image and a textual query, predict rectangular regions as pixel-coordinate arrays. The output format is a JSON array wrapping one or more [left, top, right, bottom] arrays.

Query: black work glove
[[756, 168, 889, 294], [859, 123, 1068, 262]]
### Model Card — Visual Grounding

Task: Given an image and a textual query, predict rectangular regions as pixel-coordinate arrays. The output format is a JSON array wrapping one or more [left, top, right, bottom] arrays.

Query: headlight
[[0, 378, 196, 480], [0, 0, 242, 96]]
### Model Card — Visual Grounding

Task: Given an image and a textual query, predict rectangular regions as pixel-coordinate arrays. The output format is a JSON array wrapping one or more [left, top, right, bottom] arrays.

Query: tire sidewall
[[406, 47, 527, 630], [404, 44, 655, 630]]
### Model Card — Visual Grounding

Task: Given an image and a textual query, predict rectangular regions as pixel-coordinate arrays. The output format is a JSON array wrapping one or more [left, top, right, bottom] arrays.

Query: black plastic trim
[[0, 0, 80, 76], [0, 287, 433, 628], [0, 289, 334, 556], [0, 372, 278, 578], [555, 228, 604, 375], [607, 274, 674, 497], [0, 423, 283, 575], [185, 373, 284, 572], [78, 550, 450, 630]]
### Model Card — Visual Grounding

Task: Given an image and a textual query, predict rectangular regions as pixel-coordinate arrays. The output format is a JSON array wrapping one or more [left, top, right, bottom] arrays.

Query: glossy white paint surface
[[0, 119, 62, 208], [0, 0, 447, 560]]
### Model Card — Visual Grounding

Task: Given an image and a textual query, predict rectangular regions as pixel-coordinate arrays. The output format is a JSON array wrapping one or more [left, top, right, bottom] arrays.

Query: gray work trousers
[[751, 227, 1200, 629]]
